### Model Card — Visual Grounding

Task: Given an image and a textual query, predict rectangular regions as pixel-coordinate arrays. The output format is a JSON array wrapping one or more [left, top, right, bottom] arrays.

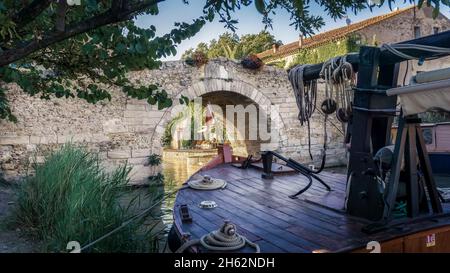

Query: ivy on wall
[[288, 34, 362, 68], [269, 60, 286, 69]]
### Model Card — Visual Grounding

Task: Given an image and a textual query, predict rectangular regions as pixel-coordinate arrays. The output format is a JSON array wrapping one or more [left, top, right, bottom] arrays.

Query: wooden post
[[416, 124, 443, 213], [405, 117, 420, 217]]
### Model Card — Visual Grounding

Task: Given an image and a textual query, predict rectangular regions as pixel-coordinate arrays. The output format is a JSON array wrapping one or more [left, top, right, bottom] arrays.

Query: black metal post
[[261, 151, 274, 179]]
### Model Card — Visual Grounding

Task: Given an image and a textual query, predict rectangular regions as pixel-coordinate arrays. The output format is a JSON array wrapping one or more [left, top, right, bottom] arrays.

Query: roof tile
[[257, 6, 416, 61]]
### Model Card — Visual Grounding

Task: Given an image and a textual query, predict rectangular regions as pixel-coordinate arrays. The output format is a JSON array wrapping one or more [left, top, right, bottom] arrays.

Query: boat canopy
[[387, 67, 450, 116]]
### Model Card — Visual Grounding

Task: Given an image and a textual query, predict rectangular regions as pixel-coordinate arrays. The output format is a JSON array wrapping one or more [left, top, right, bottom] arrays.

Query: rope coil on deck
[[175, 220, 260, 253], [188, 175, 227, 190]]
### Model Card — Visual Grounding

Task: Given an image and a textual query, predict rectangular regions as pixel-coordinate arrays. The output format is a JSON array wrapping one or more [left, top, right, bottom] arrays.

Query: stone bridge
[[0, 58, 345, 184]]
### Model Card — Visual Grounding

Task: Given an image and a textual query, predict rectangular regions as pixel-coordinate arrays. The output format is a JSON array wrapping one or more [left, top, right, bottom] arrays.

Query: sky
[[134, 1, 450, 61]]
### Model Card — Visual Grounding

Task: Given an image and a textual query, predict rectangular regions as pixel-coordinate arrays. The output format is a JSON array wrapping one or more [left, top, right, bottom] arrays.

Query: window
[[414, 26, 421, 38], [433, 27, 440, 34]]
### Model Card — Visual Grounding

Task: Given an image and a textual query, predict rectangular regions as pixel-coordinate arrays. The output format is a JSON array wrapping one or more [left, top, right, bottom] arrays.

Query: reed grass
[[14, 144, 159, 252]]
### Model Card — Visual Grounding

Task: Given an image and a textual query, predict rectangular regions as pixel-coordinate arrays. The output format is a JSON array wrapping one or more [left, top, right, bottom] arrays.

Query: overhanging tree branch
[[12, 0, 54, 29], [0, 0, 166, 67]]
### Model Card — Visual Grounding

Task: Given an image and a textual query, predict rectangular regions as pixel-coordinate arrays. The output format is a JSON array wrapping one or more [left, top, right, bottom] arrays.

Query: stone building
[[257, 5, 450, 72]]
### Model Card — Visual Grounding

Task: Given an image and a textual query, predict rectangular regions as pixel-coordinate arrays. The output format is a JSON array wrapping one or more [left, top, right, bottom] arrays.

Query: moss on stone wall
[[288, 35, 361, 68]]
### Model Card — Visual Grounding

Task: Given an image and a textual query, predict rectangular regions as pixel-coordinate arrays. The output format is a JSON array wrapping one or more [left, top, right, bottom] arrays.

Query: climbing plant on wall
[[289, 34, 361, 68]]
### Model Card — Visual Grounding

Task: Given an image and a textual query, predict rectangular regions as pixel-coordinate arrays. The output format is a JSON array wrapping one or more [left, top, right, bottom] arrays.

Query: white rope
[[175, 221, 260, 253]]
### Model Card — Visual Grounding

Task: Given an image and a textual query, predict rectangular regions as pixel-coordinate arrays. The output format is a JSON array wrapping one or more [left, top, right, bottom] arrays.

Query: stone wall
[[273, 7, 450, 69], [0, 58, 346, 184]]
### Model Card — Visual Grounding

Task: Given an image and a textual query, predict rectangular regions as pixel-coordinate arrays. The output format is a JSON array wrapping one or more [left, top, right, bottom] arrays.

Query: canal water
[[128, 151, 217, 252], [159, 153, 217, 233]]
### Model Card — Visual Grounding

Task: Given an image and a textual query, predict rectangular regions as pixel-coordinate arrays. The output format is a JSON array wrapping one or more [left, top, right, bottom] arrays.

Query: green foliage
[[419, 111, 450, 123], [0, 1, 213, 121], [181, 139, 194, 149], [271, 60, 286, 69], [183, 31, 280, 60], [148, 154, 162, 166], [148, 172, 165, 185], [14, 144, 158, 252], [0, 86, 16, 121], [0, 1, 447, 121], [161, 126, 173, 148], [181, 42, 209, 59], [161, 110, 185, 147], [289, 35, 361, 67]]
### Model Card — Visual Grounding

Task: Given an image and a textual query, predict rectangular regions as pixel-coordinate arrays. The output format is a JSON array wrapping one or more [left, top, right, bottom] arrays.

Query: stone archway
[[1, 58, 346, 185], [150, 77, 287, 157]]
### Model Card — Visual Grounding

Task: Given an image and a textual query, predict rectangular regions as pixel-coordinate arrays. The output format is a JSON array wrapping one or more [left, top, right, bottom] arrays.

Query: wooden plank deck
[[173, 164, 450, 253]]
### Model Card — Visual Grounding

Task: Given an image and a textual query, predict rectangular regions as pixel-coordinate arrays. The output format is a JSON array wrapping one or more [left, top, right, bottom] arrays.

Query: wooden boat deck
[[172, 164, 450, 253]]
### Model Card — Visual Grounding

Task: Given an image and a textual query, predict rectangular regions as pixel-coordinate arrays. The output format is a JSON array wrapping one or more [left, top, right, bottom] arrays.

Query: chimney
[[272, 43, 279, 53], [298, 35, 304, 48]]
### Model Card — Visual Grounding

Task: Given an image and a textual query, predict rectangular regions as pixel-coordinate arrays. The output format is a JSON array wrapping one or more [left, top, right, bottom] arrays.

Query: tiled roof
[[256, 6, 416, 61]]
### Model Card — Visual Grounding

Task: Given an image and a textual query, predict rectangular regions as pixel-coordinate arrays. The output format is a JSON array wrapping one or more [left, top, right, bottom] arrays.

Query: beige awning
[[386, 69, 450, 116]]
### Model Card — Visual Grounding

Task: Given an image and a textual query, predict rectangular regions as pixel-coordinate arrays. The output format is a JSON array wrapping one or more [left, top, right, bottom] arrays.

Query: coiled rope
[[187, 175, 227, 190], [175, 220, 260, 253], [319, 55, 355, 119]]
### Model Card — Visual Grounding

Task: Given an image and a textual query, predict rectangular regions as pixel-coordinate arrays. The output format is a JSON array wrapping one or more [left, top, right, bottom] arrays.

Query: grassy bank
[[14, 144, 159, 252]]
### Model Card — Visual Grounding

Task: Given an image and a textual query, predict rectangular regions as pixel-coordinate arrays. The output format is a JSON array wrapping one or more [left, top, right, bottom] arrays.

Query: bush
[[241, 54, 264, 69], [14, 144, 158, 252], [148, 154, 162, 166], [185, 51, 209, 67]]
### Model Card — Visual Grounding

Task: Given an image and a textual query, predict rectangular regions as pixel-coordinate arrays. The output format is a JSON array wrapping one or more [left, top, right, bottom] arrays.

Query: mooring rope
[[187, 175, 227, 190], [78, 189, 179, 252], [175, 220, 260, 253]]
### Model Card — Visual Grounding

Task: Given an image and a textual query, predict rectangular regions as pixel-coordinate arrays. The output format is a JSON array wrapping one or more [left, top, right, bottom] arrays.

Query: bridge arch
[[150, 77, 287, 157], [0, 58, 345, 184]]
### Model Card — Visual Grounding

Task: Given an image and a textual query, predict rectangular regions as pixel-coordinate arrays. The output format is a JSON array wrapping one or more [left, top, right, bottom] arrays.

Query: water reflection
[[124, 151, 216, 252], [160, 153, 217, 226]]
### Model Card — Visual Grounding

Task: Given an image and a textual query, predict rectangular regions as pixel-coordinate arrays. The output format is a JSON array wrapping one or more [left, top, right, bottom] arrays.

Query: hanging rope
[[319, 55, 355, 120], [175, 220, 260, 253], [288, 54, 355, 171], [288, 64, 317, 126]]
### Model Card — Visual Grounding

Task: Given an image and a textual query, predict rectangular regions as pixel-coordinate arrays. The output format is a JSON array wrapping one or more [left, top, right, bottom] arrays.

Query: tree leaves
[[0, 0, 448, 122], [0, 86, 16, 122], [255, 0, 266, 14], [182, 30, 280, 60]]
